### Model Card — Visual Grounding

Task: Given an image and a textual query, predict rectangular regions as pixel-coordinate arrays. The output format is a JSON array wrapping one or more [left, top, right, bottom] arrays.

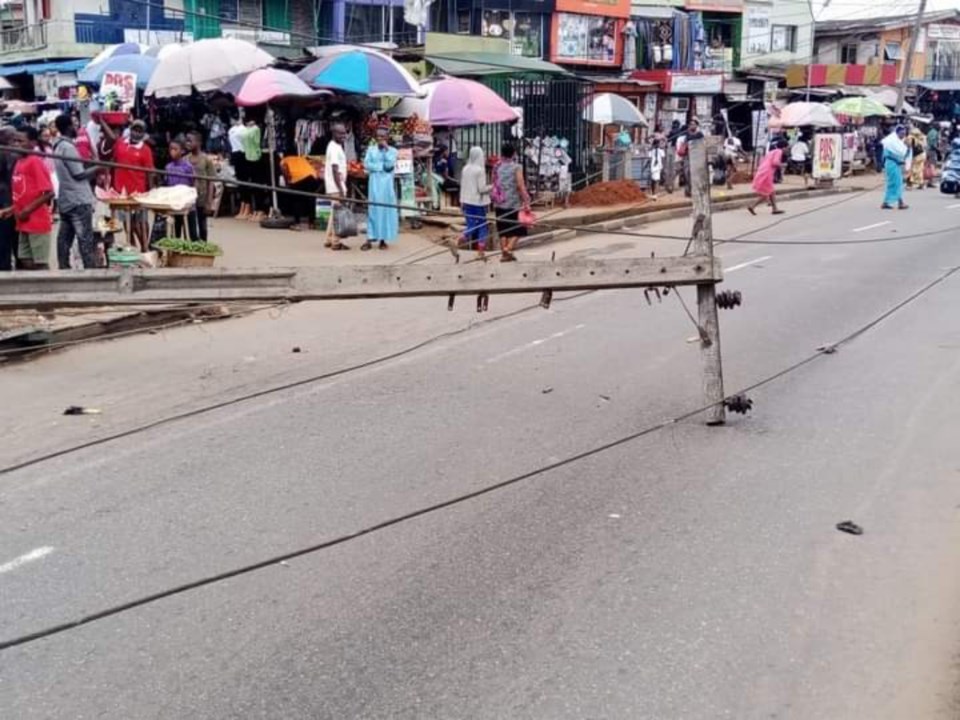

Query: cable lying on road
[[0, 291, 594, 475], [1, 266, 956, 652]]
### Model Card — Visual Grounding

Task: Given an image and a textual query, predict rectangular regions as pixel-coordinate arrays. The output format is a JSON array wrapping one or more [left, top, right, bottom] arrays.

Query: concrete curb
[[0, 304, 239, 363], [517, 186, 867, 251]]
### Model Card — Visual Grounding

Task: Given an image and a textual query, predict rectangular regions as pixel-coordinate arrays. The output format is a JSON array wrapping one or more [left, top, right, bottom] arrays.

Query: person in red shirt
[[100, 118, 155, 250], [1, 132, 54, 269]]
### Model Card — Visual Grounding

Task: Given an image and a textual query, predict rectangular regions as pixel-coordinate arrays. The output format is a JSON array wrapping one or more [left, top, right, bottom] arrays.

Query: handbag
[[333, 204, 358, 238], [518, 208, 536, 228]]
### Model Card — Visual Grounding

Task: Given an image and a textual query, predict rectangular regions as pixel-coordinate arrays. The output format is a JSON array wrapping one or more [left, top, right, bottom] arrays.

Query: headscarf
[[881, 126, 908, 160], [467, 146, 485, 169]]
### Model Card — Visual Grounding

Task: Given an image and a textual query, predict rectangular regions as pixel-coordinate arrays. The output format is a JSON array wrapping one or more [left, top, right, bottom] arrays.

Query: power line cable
[[0, 262, 956, 652]]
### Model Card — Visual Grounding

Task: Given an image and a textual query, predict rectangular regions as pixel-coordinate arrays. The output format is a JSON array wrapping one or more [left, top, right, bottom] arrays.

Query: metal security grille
[[450, 76, 593, 187]]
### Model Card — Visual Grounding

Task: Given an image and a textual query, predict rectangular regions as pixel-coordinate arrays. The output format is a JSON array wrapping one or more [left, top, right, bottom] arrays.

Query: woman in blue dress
[[363, 128, 399, 250], [881, 126, 909, 210]]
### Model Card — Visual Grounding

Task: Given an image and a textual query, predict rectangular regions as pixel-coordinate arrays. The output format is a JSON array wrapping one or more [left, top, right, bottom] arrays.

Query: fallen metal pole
[[0, 257, 723, 309]]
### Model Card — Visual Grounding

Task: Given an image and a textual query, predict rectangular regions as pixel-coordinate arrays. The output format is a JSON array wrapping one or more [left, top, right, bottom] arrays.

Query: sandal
[[747, 207, 756, 216], [360, 241, 372, 251], [378, 241, 388, 250], [331, 243, 349, 251]]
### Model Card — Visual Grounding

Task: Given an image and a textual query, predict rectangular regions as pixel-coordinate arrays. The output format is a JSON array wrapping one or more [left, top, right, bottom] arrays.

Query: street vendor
[[99, 118, 155, 251], [279, 151, 320, 232]]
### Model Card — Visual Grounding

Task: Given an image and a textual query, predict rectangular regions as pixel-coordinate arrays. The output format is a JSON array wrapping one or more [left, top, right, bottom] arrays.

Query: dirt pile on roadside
[[569, 180, 648, 207]]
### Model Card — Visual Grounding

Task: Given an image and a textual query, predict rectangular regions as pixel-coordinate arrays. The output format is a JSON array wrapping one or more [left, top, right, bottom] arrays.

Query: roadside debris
[[292, 346, 302, 353], [541, 387, 554, 394], [63, 406, 102, 416], [836, 521, 864, 536]]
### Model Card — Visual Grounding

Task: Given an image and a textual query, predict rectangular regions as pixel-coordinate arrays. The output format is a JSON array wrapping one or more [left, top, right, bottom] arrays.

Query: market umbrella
[[86, 42, 147, 69], [767, 102, 839, 129], [78, 54, 159, 88], [582, 93, 648, 126], [145, 38, 274, 98], [389, 76, 518, 126], [144, 44, 184, 60], [219, 68, 327, 107], [830, 96, 891, 119], [298, 48, 422, 97]]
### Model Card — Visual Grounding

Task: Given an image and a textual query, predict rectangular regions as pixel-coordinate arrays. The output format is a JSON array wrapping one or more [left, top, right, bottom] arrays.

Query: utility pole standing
[[688, 137, 726, 425], [896, 0, 928, 115]]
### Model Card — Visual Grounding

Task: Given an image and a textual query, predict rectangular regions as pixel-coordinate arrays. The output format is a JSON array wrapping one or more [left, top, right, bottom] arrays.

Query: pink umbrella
[[390, 76, 519, 126], [219, 68, 327, 107]]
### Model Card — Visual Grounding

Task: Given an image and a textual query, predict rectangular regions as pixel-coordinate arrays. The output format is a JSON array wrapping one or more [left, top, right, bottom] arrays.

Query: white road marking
[[485, 324, 586, 364], [0, 546, 54, 575], [947, 203, 960, 209], [724, 255, 772, 273], [851, 221, 891, 233]]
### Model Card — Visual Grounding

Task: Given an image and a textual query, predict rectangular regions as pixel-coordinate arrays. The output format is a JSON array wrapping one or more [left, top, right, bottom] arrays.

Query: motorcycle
[[940, 139, 960, 196]]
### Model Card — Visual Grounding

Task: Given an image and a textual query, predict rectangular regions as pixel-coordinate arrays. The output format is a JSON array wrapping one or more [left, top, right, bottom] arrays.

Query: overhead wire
[[1, 262, 956, 652]]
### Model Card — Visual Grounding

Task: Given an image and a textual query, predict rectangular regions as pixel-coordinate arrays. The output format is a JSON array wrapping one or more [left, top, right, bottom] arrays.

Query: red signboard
[[555, 0, 630, 19]]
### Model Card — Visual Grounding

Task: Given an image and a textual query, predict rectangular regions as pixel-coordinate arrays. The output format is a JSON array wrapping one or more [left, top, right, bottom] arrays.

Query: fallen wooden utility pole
[[688, 137, 727, 425], [0, 256, 722, 309]]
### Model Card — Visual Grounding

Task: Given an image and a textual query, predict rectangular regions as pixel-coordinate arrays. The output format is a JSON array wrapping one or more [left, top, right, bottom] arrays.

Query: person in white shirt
[[227, 119, 251, 219], [649, 137, 665, 199], [790, 135, 811, 185], [324, 123, 349, 251]]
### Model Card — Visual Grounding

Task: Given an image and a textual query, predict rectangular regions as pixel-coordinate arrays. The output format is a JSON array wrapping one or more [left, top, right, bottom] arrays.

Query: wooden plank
[[689, 137, 727, 425], [0, 258, 723, 309]]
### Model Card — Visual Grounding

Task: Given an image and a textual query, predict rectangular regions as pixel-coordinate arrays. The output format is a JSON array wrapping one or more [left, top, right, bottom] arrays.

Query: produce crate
[[166, 251, 216, 268]]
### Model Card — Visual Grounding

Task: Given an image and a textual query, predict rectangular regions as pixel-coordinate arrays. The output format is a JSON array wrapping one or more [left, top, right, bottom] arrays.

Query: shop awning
[[630, 5, 681, 19], [917, 80, 960, 92], [0, 59, 88, 77], [427, 52, 568, 77]]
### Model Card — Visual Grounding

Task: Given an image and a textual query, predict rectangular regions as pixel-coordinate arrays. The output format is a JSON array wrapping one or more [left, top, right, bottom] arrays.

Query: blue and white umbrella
[[78, 54, 159, 88], [85, 42, 148, 70], [298, 48, 421, 97]]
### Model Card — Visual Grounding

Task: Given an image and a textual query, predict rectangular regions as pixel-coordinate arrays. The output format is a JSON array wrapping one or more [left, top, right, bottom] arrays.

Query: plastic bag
[[518, 208, 536, 228], [333, 205, 358, 238]]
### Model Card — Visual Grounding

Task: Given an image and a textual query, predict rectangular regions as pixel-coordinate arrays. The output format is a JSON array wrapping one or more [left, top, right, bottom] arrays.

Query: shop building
[[550, 0, 631, 70], [813, 10, 960, 84], [453, 0, 554, 59]]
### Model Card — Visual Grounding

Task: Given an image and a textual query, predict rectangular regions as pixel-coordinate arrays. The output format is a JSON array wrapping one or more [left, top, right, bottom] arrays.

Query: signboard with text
[[101, 71, 137, 111], [813, 133, 842, 180]]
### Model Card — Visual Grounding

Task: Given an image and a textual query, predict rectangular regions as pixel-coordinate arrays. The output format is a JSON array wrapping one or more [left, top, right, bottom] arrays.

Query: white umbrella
[[145, 39, 274, 98], [767, 102, 839, 128], [583, 93, 648, 126]]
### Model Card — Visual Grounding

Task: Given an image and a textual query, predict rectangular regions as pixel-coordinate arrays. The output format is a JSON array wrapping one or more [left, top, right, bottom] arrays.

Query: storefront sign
[[695, 95, 712, 120], [668, 73, 723, 94], [395, 148, 414, 175], [644, 92, 658, 122], [551, 13, 623, 66], [745, 5, 771, 55], [101, 71, 138, 110], [928, 24, 960, 41], [556, 0, 630, 18], [813, 133, 842, 180], [684, 0, 743, 10]]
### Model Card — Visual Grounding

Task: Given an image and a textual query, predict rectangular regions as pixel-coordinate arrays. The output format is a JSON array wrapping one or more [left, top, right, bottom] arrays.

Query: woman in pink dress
[[748, 138, 788, 215]]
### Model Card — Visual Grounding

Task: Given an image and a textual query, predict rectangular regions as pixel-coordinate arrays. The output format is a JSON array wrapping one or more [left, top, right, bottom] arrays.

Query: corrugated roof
[[0, 59, 88, 77], [918, 80, 960, 92], [427, 52, 568, 77], [816, 10, 960, 37]]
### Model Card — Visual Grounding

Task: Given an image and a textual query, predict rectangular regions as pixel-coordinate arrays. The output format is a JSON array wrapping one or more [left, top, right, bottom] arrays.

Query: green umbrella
[[830, 96, 892, 118]]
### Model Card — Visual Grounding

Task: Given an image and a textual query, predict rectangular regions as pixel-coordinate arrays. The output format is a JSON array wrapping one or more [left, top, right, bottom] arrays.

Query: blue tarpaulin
[[0, 59, 89, 77]]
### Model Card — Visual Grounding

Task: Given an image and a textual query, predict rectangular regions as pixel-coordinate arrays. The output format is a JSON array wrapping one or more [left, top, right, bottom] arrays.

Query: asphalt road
[[2, 186, 960, 719]]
